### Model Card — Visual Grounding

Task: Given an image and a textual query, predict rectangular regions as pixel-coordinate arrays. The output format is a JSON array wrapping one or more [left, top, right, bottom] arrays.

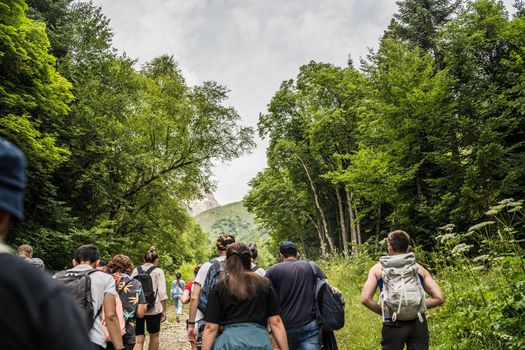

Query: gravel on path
[[144, 304, 192, 350]]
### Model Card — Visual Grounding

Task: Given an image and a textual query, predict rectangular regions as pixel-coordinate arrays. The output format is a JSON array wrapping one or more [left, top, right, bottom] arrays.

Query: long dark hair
[[225, 242, 268, 301]]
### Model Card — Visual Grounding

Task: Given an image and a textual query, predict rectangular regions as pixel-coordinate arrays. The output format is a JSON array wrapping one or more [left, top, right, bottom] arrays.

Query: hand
[[161, 311, 167, 323], [187, 327, 198, 343]]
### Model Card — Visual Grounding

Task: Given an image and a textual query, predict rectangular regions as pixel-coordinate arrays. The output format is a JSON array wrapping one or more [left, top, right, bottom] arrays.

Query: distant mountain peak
[[187, 193, 220, 216]]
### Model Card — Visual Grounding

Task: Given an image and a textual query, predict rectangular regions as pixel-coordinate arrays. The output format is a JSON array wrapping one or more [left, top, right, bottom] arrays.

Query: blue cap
[[0, 138, 26, 220], [279, 241, 297, 255]]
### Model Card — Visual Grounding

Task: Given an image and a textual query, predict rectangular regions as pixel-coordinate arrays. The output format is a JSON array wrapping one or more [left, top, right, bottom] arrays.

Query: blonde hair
[[17, 244, 33, 258]]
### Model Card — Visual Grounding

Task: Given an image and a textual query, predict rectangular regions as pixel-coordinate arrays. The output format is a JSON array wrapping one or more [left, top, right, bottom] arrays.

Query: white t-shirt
[[251, 262, 266, 277], [67, 264, 116, 348], [194, 255, 226, 322], [132, 263, 168, 315]]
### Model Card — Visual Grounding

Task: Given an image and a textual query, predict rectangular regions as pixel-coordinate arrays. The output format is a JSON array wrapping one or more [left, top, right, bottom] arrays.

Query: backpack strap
[[251, 265, 259, 272], [137, 266, 143, 274], [307, 260, 319, 279], [145, 266, 157, 275]]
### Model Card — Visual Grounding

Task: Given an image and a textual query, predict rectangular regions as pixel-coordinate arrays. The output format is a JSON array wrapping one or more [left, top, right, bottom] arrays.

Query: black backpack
[[134, 266, 157, 310], [308, 261, 345, 331], [197, 259, 225, 314], [55, 269, 102, 331]]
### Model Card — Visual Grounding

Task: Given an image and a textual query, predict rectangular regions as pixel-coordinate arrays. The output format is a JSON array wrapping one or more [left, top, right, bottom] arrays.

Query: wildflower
[[485, 209, 499, 215], [437, 233, 456, 244], [472, 255, 489, 263], [468, 221, 495, 232], [438, 223, 455, 232], [508, 206, 522, 213], [452, 243, 473, 255], [498, 198, 515, 205]]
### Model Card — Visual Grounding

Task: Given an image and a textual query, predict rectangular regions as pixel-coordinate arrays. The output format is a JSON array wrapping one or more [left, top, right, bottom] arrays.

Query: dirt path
[[144, 304, 192, 350]]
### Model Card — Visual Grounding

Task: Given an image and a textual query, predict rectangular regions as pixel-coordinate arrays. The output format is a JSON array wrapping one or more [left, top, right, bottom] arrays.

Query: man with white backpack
[[361, 230, 444, 350]]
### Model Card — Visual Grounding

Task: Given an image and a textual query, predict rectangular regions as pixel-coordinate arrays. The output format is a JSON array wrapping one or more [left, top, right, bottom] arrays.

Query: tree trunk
[[299, 233, 308, 259], [356, 205, 362, 245], [296, 153, 335, 255], [308, 214, 326, 257], [346, 190, 358, 254], [375, 203, 382, 244], [335, 185, 349, 256]]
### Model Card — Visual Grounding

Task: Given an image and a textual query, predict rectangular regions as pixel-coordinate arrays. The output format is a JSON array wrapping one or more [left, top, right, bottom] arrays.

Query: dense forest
[[243, 1, 525, 348], [0, 0, 254, 269], [245, 0, 525, 258]]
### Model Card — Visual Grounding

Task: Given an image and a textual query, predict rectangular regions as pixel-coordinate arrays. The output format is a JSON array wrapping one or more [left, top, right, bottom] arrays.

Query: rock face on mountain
[[187, 194, 220, 216]]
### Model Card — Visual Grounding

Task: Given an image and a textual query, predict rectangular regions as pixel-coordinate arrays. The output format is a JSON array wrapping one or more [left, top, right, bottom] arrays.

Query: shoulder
[[370, 263, 382, 278], [417, 264, 431, 278]]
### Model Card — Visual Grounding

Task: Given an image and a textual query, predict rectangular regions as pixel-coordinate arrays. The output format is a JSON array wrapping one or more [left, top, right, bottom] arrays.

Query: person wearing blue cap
[[0, 137, 93, 349], [265, 241, 326, 350]]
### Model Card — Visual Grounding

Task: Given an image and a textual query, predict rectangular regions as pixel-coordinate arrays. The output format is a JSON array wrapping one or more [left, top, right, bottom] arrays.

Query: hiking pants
[[173, 295, 183, 316], [286, 320, 321, 350], [381, 317, 429, 350]]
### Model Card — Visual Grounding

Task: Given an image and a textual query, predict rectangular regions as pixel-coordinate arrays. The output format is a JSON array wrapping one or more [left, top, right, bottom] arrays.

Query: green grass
[[321, 255, 381, 349]]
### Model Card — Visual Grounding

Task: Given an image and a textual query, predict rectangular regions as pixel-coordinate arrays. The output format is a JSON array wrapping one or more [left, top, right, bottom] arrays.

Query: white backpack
[[379, 252, 427, 322]]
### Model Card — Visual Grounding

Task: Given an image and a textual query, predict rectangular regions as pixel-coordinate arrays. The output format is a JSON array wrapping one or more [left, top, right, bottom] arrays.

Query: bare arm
[[104, 293, 124, 349], [419, 267, 444, 309], [360, 264, 382, 316], [181, 288, 191, 304], [187, 282, 201, 342], [136, 303, 147, 319], [201, 322, 219, 350], [160, 300, 167, 322], [269, 315, 288, 350]]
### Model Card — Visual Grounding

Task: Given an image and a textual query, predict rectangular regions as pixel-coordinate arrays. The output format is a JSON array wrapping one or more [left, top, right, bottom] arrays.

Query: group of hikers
[[1, 136, 445, 350]]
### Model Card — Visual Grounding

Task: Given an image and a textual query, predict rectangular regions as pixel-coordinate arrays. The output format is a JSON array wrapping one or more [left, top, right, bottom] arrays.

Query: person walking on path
[[132, 247, 168, 350], [18, 243, 46, 270], [106, 254, 147, 350], [201, 242, 288, 350], [182, 264, 201, 350], [361, 230, 445, 350], [0, 137, 93, 350], [182, 264, 201, 306], [57, 244, 125, 350], [187, 234, 235, 350], [17, 244, 32, 260], [265, 241, 325, 350], [170, 272, 186, 322], [247, 242, 266, 277]]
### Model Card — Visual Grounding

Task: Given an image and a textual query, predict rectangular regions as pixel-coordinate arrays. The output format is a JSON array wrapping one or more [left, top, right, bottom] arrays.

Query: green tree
[[0, 0, 74, 260]]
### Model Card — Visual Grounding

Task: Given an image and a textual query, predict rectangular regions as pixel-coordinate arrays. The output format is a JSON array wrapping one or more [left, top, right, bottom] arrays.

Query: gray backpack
[[379, 252, 427, 322], [55, 269, 102, 331]]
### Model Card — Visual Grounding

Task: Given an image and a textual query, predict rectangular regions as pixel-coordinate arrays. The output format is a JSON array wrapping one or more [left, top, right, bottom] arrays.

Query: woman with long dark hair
[[201, 243, 288, 350]]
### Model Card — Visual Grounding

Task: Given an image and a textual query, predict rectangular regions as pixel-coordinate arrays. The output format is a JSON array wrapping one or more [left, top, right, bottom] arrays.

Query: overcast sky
[[92, 0, 515, 205]]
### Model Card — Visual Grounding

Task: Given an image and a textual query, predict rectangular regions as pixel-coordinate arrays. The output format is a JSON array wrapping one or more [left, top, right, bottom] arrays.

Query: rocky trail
[[144, 304, 191, 350]]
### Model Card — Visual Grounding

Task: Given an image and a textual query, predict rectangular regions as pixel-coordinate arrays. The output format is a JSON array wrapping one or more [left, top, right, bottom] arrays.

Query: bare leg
[[148, 332, 160, 350], [134, 335, 145, 350]]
